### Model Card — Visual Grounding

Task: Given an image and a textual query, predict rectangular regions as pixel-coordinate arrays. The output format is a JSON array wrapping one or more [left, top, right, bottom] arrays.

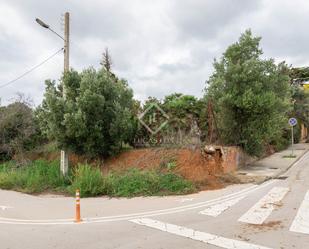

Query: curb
[[272, 148, 309, 179], [252, 146, 309, 185]]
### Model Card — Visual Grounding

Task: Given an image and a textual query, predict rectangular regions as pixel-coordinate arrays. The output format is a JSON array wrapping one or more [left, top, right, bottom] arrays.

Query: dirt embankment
[[26, 147, 241, 190], [102, 148, 237, 190], [104, 148, 212, 180]]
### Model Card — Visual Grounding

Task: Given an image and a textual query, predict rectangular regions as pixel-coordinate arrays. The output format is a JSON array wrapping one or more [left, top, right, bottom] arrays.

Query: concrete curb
[[252, 146, 309, 185], [272, 148, 309, 179]]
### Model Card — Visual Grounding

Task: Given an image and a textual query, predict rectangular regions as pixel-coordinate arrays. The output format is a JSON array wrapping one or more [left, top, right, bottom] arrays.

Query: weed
[[0, 160, 68, 193], [105, 168, 194, 197], [68, 164, 105, 197], [0, 161, 195, 197]]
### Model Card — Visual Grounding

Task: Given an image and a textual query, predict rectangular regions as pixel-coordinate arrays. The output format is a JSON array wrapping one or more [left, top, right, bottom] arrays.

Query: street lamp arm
[[35, 17, 65, 41], [48, 27, 65, 41]]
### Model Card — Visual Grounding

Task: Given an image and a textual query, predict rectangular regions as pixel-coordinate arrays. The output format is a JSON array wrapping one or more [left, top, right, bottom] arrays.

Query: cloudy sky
[[1, 0, 309, 106]]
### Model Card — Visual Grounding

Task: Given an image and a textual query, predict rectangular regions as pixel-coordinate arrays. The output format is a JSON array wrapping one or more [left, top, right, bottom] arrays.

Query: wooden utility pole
[[64, 12, 70, 73], [60, 12, 70, 176]]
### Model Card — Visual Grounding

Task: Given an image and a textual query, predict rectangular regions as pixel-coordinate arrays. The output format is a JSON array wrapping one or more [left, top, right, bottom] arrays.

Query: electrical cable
[[0, 47, 64, 89]]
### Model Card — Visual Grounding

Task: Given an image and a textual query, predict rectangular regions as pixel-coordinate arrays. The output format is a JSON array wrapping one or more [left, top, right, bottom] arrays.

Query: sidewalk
[[237, 143, 309, 182]]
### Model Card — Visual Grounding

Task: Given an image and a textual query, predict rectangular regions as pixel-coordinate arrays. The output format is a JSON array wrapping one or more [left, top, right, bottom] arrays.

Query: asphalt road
[[1, 152, 309, 249]]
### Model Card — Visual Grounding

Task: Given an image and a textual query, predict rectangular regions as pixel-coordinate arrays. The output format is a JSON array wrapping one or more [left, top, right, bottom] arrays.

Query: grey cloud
[[168, 0, 262, 41], [1, 0, 309, 106]]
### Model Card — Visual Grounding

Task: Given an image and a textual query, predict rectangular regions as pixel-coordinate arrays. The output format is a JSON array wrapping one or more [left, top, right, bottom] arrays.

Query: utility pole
[[60, 12, 70, 176], [35, 13, 70, 176]]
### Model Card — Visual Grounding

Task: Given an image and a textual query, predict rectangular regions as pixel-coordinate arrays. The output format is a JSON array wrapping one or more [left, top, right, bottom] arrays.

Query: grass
[[282, 154, 297, 158], [105, 168, 194, 197], [0, 160, 195, 197], [0, 160, 68, 193], [68, 165, 105, 197]]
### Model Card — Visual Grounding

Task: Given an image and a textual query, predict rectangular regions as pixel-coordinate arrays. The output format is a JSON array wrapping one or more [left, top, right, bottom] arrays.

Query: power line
[[0, 47, 64, 89]]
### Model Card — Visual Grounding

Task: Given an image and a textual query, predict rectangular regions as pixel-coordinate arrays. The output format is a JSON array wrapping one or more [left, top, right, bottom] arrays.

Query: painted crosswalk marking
[[290, 190, 309, 234], [199, 196, 245, 217], [131, 218, 272, 249], [0, 206, 13, 211], [238, 187, 289, 225]]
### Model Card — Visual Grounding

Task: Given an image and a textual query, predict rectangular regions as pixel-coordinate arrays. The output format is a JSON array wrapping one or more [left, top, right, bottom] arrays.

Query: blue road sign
[[288, 118, 297, 127]]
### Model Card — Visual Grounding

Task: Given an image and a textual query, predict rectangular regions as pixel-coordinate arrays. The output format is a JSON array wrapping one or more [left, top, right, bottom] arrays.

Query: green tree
[[162, 93, 204, 132], [36, 68, 136, 157], [291, 86, 309, 127], [0, 99, 41, 161], [100, 47, 113, 73], [205, 30, 291, 156], [290, 67, 309, 84]]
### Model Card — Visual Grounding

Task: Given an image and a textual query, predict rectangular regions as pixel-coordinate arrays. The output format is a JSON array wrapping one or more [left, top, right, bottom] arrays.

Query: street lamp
[[35, 18, 49, 29], [36, 13, 70, 176]]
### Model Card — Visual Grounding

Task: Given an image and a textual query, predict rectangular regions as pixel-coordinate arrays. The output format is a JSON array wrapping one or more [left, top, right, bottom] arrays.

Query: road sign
[[288, 118, 297, 156], [289, 118, 297, 127]]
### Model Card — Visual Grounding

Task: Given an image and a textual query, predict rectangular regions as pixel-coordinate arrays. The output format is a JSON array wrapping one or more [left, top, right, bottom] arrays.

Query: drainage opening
[[238, 172, 247, 175], [275, 176, 288, 180]]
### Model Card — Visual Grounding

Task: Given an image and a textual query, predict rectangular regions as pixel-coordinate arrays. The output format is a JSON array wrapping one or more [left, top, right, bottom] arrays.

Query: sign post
[[288, 118, 297, 156]]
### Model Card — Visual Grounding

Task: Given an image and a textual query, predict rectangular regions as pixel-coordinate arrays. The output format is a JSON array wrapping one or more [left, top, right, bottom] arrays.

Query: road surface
[[1, 151, 309, 249]]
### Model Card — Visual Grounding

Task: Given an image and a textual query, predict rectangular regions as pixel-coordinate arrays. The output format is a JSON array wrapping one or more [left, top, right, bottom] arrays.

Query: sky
[[1, 0, 309, 106]]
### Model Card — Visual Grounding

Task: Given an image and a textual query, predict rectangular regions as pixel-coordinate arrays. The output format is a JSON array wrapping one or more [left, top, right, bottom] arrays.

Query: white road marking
[[290, 190, 309, 234], [178, 198, 194, 203], [0, 206, 13, 211], [131, 218, 272, 249], [238, 187, 289, 225], [199, 196, 245, 217], [0, 180, 277, 225]]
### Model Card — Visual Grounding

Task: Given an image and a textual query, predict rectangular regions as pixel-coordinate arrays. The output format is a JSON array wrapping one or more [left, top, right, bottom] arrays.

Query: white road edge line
[[238, 187, 289, 225], [0, 180, 277, 225], [0, 184, 258, 223], [289, 190, 309, 234], [199, 195, 246, 217], [131, 218, 273, 249]]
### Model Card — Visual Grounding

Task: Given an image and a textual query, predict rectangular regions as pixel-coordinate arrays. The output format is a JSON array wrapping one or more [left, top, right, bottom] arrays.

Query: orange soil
[[27, 147, 226, 190], [104, 148, 225, 189]]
